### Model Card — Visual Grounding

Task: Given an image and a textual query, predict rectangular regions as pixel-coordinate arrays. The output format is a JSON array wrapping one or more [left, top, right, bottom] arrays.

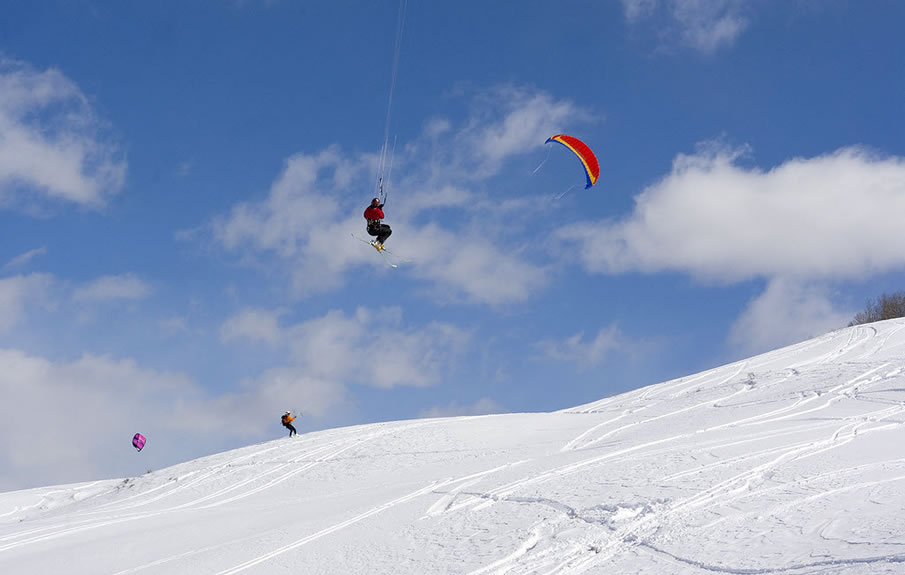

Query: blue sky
[[1, 0, 904, 490]]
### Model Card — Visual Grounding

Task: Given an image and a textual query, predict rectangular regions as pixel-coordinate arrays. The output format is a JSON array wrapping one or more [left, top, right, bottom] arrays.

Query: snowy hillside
[[2, 320, 905, 574]]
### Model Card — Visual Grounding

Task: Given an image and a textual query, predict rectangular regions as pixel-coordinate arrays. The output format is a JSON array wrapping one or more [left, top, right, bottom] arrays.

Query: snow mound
[[2, 321, 905, 573]]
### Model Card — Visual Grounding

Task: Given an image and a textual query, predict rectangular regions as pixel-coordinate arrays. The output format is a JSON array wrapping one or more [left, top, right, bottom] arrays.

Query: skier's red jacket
[[363, 205, 385, 222]]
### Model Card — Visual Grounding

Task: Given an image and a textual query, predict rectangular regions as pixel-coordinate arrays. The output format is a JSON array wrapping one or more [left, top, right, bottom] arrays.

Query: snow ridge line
[[578, 324, 879, 416]]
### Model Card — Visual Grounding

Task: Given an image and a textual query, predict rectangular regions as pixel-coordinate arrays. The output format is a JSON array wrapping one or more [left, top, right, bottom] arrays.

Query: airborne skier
[[364, 197, 392, 251]]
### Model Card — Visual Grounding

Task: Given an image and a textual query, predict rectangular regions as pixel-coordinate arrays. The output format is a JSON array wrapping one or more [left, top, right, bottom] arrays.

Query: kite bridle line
[[531, 146, 553, 176], [384, 135, 398, 204], [553, 183, 579, 201], [375, 0, 408, 205]]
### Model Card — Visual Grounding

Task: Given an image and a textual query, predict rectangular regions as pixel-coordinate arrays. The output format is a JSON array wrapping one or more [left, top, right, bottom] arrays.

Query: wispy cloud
[[387, 224, 549, 305], [418, 398, 504, 418], [221, 306, 470, 390], [220, 308, 285, 345], [0, 273, 54, 332], [4, 246, 47, 269], [622, 0, 659, 21], [0, 58, 126, 209], [729, 278, 852, 355], [175, 161, 193, 178], [288, 307, 469, 390], [621, 0, 750, 53], [538, 324, 625, 368], [211, 146, 347, 258], [223, 367, 348, 427], [158, 316, 190, 335], [73, 274, 152, 302], [457, 87, 592, 180]]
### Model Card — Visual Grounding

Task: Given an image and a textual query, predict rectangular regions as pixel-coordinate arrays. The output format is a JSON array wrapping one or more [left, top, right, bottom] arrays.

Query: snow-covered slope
[[3, 321, 905, 574]]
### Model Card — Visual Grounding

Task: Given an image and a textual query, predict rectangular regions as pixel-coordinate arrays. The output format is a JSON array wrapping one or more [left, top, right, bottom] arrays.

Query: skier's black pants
[[283, 423, 297, 436], [367, 223, 392, 245]]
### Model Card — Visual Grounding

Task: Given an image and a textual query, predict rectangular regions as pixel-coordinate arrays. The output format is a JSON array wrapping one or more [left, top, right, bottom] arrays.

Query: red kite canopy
[[545, 134, 600, 189]]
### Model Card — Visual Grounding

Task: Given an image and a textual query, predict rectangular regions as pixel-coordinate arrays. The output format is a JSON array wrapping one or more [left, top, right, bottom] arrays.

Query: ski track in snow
[[0, 420, 439, 554], [456, 325, 905, 574], [3, 321, 905, 573]]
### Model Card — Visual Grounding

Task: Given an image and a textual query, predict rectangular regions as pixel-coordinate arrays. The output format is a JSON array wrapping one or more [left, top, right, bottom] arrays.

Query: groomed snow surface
[[3, 320, 905, 574]]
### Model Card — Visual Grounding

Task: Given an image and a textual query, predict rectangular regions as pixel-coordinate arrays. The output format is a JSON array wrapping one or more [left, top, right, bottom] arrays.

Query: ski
[[351, 233, 397, 268], [377, 249, 398, 268], [351, 233, 411, 267]]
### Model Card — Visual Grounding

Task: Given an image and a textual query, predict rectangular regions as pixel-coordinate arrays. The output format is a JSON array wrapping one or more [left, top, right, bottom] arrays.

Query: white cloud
[[287, 307, 470, 389], [401, 87, 593, 188], [400, 224, 549, 305], [672, 0, 749, 52], [3, 246, 47, 269], [0, 58, 126, 208], [214, 367, 348, 432], [211, 147, 348, 258], [622, 0, 658, 21], [220, 305, 469, 389], [423, 117, 451, 139], [73, 274, 152, 302], [729, 278, 852, 355], [463, 88, 588, 179], [418, 397, 504, 418], [175, 160, 193, 177], [220, 308, 285, 345], [558, 145, 905, 283], [621, 0, 750, 53], [538, 324, 625, 367], [158, 316, 189, 335], [0, 273, 53, 332]]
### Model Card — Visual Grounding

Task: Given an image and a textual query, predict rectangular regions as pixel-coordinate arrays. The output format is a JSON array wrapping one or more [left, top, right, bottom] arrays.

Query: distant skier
[[281, 411, 297, 437], [364, 197, 392, 250]]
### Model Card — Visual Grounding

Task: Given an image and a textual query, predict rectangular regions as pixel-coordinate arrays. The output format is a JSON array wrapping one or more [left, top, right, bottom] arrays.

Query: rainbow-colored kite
[[545, 134, 600, 189]]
